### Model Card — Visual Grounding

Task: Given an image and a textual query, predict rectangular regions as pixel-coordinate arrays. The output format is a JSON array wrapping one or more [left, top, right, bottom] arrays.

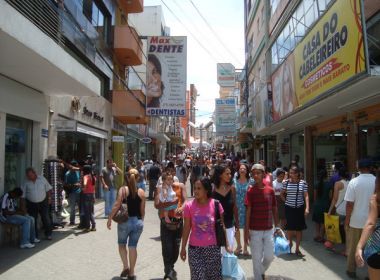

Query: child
[[158, 172, 178, 223], [273, 169, 286, 228]]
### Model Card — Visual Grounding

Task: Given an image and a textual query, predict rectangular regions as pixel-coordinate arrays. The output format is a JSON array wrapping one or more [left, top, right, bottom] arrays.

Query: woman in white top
[[327, 167, 350, 254]]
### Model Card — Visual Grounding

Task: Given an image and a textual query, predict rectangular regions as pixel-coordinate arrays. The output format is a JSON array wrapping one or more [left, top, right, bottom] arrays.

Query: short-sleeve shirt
[[344, 173, 376, 228], [245, 184, 276, 230], [100, 167, 117, 188], [184, 198, 224, 247], [22, 175, 52, 203], [282, 180, 308, 208], [1, 193, 16, 213], [82, 175, 96, 194]]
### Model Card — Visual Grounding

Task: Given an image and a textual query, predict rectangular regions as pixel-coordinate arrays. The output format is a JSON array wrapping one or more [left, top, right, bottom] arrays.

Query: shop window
[[4, 115, 32, 193], [358, 121, 380, 165]]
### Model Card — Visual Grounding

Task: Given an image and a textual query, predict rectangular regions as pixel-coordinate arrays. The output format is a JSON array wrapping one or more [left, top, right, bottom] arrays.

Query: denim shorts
[[117, 217, 144, 247]]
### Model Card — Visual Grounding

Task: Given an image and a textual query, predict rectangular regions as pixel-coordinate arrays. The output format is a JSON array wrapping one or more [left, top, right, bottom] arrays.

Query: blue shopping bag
[[274, 229, 290, 256], [222, 253, 237, 277]]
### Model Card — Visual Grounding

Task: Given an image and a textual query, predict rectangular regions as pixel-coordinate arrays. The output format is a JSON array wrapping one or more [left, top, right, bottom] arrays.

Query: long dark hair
[[236, 163, 250, 180], [83, 165, 95, 185], [212, 164, 231, 189], [198, 176, 213, 198], [338, 167, 350, 181]]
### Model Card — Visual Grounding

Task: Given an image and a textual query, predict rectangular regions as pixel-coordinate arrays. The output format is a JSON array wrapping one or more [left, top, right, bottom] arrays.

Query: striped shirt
[[282, 180, 308, 208]]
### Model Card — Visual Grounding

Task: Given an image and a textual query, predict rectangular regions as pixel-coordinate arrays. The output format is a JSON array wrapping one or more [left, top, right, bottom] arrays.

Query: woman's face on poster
[[147, 60, 162, 98]]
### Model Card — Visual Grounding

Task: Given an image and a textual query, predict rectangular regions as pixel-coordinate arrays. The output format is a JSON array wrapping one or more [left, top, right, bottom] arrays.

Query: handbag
[[214, 199, 226, 247], [162, 217, 182, 231], [112, 187, 129, 224], [324, 213, 342, 244]]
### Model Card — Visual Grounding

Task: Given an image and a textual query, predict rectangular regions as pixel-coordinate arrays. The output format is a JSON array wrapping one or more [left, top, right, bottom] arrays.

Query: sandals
[[120, 268, 129, 279], [234, 247, 242, 256], [295, 250, 305, 257]]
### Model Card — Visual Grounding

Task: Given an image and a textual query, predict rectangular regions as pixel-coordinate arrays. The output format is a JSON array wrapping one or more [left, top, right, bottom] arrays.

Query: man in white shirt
[[21, 167, 53, 240], [344, 159, 376, 278]]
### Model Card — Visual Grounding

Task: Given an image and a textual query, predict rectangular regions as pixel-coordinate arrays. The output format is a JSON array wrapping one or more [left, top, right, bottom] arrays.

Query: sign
[[112, 135, 125, 143], [217, 63, 235, 87], [215, 98, 236, 137], [141, 137, 152, 144], [41, 129, 48, 138], [146, 36, 187, 116], [82, 106, 104, 122], [294, 0, 366, 106], [252, 86, 272, 131], [55, 120, 77, 131], [125, 136, 135, 143]]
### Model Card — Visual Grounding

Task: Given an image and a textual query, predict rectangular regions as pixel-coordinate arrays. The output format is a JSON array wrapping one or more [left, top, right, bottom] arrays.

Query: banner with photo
[[215, 98, 236, 137], [252, 86, 272, 132], [146, 36, 187, 116]]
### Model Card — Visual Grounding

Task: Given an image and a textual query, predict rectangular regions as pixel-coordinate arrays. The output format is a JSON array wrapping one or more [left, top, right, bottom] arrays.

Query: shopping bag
[[324, 213, 342, 244], [222, 253, 238, 277], [231, 263, 246, 280], [274, 229, 290, 256]]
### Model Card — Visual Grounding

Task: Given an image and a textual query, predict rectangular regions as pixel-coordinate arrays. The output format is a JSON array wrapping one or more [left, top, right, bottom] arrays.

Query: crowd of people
[[1, 153, 379, 280]]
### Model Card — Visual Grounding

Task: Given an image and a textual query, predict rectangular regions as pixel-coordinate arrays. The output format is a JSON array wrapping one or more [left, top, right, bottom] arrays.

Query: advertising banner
[[217, 63, 236, 87], [146, 36, 187, 116], [252, 86, 273, 131], [294, 0, 366, 106], [215, 98, 236, 137]]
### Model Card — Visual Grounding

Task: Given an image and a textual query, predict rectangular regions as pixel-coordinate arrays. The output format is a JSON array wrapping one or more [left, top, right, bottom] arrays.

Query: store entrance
[[359, 121, 380, 166]]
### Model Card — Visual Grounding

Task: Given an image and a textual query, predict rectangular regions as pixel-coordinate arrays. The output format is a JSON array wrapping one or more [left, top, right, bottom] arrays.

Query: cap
[[358, 159, 372, 168], [251, 164, 265, 172]]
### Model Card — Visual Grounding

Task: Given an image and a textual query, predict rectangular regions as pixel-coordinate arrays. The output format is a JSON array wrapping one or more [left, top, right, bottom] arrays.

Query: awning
[[55, 119, 108, 139], [149, 131, 170, 143], [76, 123, 108, 139]]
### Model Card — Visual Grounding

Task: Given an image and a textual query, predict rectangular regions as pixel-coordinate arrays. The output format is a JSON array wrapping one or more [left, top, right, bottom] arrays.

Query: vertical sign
[[215, 98, 237, 136], [146, 36, 187, 116], [217, 63, 235, 87]]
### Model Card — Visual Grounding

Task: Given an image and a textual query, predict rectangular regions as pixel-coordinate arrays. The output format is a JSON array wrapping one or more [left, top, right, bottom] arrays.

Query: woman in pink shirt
[[180, 177, 230, 279], [82, 165, 96, 232]]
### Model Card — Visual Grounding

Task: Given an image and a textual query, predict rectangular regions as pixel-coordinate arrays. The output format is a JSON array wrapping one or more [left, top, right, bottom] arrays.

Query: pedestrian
[[280, 166, 309, 256], [82, 165, 96, 232], [136, 160, 146, 190], [272, 160, 282, 181], [21, 167, 53, 240], [312, 169, 330, 243], [64, 160, 81, 226], [107, 168, 145, 280], [154, 171, 186, 280], [244, 164, 280, 280], [259, 160, 273, 187], [212, 164, 239, 254], [355, 170, 380, 280], [233, 163, 250, 256], [190, 159, 203, 196], [344, 159, 376, 279], [157, 172, 178, 224], [175, 159, 187, 184], [273, 168, 286, 229], [147, 161, 161, 200], [1, 188, 40, 248], [180, 177, 230, 280], [100, 159, 122, 219]]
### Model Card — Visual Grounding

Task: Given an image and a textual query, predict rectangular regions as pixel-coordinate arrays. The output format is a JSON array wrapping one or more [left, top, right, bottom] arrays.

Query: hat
[[251, 164, 265, 172], [358, 159, 372, 168]]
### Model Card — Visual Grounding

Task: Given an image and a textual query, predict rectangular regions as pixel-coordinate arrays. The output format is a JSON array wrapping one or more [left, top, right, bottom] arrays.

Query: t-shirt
[[245, 184, 276, 230], [273, 180, 283, 196], [1, 193, 16, 213], [148, 165, 161, 181], [100, 167, 117, 188], [22, 175, 52, 203], [344, 173, 376, 229], [282, 180, 308, 208], [184, 198, 224, 247], [82, 175, 96, 194], [64, 170, 81, 193]]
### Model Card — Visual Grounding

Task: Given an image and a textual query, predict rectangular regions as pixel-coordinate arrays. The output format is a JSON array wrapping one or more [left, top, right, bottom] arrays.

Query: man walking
[[100, 159, 122, 219], [64, 160, 81, 226], [21, 167, 53, 240], [344, 159, 376, 278], [147, 161, 161, 200], [245, 164, 279, 280]]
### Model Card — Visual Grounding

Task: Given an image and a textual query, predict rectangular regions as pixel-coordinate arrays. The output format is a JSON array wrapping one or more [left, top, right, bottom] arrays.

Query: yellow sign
[[294, 0, 366, 106]]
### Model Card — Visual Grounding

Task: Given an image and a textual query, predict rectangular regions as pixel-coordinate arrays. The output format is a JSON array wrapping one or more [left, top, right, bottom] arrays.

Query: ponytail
[[125, 168, 139, 198]]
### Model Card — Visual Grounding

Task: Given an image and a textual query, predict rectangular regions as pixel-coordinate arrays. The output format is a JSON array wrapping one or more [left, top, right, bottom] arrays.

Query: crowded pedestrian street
[[0, 179, 369, 280]]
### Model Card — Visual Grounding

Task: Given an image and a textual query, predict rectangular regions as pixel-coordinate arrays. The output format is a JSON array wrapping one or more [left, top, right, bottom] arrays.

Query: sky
[[144, 0, 245, 126]]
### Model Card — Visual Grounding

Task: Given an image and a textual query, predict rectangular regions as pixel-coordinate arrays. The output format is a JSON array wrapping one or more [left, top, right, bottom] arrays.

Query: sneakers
[[20, 243, 35, 249], [33, 238, 41, 243]]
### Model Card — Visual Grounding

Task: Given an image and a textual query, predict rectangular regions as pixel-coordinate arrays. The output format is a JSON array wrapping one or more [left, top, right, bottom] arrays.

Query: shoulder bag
[[214, 199, 226, 247], [112, 187, 129, 224]]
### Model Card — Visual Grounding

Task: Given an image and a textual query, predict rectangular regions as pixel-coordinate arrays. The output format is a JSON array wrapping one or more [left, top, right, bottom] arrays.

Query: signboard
[[125, 136, 135, 143], [215, 98, 236, 137], [112, 136, 125, 143], [41, 129, 48, 138], [217, 63, 235, 87], [294, 0, 366, 106], [146, 36, 187, 116], [54, 120, 77, 131], [252, 86, 272, 131], [141, 137, 152, 144]]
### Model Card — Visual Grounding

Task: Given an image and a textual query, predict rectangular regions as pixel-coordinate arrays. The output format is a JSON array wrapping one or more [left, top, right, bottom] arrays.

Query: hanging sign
[[141, 137, 152, 144], [112, 136, 125, 143]]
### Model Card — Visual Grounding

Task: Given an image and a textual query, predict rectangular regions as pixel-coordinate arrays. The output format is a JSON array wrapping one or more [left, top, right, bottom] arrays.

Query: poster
[[146, 36, 187, 116], [215, 98, 236, 137]]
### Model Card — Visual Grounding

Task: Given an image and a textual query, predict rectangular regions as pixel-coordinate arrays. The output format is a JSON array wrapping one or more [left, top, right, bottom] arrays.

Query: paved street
[[0, 182, 369, 280]]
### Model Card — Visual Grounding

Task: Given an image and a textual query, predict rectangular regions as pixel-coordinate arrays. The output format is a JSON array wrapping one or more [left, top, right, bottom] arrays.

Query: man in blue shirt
[[64, 160, 81, 226]]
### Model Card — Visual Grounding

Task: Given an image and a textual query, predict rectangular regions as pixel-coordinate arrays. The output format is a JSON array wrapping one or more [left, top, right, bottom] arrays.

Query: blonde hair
[[125, 168, 139, 198]]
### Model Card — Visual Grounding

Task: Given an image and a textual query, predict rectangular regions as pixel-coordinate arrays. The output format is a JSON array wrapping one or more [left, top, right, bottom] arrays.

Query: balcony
[[117, 0, 143, 14], [112, 90, 148, 124], [114, 26, 143, 66]]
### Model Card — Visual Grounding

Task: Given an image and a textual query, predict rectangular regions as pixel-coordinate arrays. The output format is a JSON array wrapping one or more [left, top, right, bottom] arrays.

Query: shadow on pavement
[[150, 236, 161, 242]]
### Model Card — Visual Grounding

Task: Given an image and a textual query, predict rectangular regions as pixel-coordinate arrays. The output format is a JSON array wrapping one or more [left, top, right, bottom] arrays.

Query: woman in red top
[[82, 165, 96, 232]]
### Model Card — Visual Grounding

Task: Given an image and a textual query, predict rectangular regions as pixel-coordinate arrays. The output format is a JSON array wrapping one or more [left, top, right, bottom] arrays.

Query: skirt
[[285, 205, 307, 231], [188, 245, 222, 280]]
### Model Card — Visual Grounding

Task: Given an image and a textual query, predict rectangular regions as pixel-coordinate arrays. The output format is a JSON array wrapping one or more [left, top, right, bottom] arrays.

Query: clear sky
[[143, 0, 245, 126]]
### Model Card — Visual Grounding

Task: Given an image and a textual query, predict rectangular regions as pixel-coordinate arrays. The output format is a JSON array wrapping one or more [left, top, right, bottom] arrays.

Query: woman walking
[[312, 169, 330, 242], [107, 169, 146, 280], [82, 165, 96, 232], [280, 166, 309, 256], [212, 164, 239, 253], [233, 163, 250, 255], [180, 177, 230, 279]]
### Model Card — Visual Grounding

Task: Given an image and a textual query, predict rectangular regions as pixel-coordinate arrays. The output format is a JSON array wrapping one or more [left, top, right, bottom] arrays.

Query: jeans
[[6, 215, 36, 245], [117, 217, 144, 246], [250, 229, 274, 280], [160, 218, 183, 275], [148, 179, 158, 199], [83, 194, 95, 229], [104, 187, 116, 217], [26, 199, 52, 238], [137, 181, 146, 191], [68, 192, 81, 224]]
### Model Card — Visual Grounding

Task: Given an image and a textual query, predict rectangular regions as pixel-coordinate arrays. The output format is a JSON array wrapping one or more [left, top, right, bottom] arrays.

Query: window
[[270, 0, 280, 15]]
